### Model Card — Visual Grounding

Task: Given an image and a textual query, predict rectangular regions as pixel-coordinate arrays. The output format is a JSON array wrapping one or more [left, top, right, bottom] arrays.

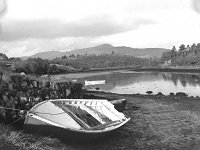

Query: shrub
[[0, 74, 83, 123]]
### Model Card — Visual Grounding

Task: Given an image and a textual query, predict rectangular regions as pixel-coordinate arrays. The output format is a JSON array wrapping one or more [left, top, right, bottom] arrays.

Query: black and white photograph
[[1, 0, 200, 149]]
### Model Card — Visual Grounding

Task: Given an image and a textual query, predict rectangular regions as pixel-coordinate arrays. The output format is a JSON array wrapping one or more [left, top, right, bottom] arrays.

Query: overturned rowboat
[[24, 99, 130, 141]]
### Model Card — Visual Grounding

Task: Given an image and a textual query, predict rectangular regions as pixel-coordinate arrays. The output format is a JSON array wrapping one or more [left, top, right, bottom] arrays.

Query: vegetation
[[15, 58, 49, 74], [14, 58, 76, 75], [0, 124, 72, 150], [0, 73, 83, 123], [161, 43, 200, 66], [0, 53, 8, 60], [1, 52, 160, 75], [52, 54, 160, 70]]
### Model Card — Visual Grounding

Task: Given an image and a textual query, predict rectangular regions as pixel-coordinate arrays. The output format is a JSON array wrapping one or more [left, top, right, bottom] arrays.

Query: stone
[[176, 92, 188, 97], [157, 92, 163, 96], [146, 91, 153, 95]]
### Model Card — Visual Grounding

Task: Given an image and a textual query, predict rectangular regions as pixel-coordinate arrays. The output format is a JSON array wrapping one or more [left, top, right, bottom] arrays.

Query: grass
[[0, 124, 73, 150], [140, 101, 200, 149], [1, 93, 200, 149]]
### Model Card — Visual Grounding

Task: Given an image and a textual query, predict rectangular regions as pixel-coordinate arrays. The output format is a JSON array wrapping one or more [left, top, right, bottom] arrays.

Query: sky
[[0, 0, 200, 57]]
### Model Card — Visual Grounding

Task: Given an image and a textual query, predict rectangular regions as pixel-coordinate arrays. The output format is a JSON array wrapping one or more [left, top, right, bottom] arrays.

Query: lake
[[59, 70, 200, 97]]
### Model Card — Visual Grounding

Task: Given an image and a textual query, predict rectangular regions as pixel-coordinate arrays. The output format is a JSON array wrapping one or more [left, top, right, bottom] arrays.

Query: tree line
[[1, 53, 160, 75], [14, 58, 70, 75], [52, 54, 159, 70], [161, 43, 200, 66]]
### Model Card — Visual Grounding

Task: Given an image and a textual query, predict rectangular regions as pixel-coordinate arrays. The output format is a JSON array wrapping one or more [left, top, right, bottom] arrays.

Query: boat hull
[[24, 124, 115, 141], [24, 115, 128, 141]]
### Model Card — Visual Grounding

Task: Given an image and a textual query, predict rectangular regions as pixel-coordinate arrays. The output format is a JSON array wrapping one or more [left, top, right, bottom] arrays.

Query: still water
[[69, 70, 200, 96]]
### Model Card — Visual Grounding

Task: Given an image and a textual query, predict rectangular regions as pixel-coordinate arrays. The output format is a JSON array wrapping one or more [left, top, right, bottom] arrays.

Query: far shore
[[51, 66, 200, 78], [50, 66, 200, 82], [132, 66, 200, 73]]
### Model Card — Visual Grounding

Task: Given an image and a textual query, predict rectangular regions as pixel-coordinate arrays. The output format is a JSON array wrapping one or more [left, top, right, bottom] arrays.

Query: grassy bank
[[1, 92, 200, 149]]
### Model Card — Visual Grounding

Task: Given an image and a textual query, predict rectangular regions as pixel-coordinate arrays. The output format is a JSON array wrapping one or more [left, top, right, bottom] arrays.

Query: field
[[1, 93, 200, 149]]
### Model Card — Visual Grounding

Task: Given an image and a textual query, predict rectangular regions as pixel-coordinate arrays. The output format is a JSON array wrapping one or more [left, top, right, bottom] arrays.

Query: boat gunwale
[[29, 99, 112, 113]]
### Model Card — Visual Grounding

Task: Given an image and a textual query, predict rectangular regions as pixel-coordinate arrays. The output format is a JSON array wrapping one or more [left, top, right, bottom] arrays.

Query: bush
[[0, 74, 83, 123]]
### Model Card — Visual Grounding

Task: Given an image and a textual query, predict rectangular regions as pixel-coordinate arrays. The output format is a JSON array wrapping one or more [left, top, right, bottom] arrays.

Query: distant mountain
[[22, 44, 170, 60], [21, 51, 65, 60]]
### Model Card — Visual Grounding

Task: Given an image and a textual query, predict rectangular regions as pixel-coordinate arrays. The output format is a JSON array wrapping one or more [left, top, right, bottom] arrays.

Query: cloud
[[0, 0, 6, 15], [0, 0, 7, 33], [193, 0, 200, 13], [0, 17, 155, 41], [0, 37, 102, 57]]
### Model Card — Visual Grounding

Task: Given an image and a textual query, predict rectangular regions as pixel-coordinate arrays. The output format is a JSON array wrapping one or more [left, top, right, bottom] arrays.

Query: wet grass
[[1, 93, 200, 149], [0, 124, 74, 150]]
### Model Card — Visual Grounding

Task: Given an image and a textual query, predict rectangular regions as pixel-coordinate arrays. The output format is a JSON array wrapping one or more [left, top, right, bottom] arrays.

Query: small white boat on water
[[24, 99, 130, 141], [85, 80, 106, 86]]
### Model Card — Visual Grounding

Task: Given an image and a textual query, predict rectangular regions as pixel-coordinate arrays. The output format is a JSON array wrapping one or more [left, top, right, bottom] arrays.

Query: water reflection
[[79, 71, 200, 96], [161, 72, 200, 87]]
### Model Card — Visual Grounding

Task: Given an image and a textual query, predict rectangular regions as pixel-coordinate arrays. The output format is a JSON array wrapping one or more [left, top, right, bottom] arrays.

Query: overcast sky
[[0, 0, 200, 57]]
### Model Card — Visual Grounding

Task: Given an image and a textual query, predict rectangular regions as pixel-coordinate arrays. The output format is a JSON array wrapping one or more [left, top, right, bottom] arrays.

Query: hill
[[21, 51, 64, 60], [22, 44, 170, 60]]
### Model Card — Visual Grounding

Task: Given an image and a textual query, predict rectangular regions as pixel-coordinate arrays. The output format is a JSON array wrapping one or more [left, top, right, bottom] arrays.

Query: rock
[[170, 93, 175, 96], [146, 91, 153, 95], [20, 72, 25, 75], [176, 92, 188, 97], [157, 92, 163, 96]]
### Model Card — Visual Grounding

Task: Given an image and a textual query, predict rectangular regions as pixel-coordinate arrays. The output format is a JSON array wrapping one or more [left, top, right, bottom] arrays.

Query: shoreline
[[1, 91, 200, 149], [82, 90, 200, 149], [84, 90, 200, 101], [50, 66, 200, 80], [132, 67, 200, 73], [50, 67, 136, 77]]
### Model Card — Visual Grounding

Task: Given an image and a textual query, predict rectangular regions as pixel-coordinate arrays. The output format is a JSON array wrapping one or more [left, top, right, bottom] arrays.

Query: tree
[[191, 43, 197, 50], [179, 44, 186, 51], [48, 64, 60, 73], [0, 53, 8, 60], [15, 58, 50, 74], [76, 54, 81, 58], [196, 43, 200, 51], [69, 54, 75, 58], [171, 46, 176, 52], [61, 55, 67, 60], [186, 45, 191, 51]]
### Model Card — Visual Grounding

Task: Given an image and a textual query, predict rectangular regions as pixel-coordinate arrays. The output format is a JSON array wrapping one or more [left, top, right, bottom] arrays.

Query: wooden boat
[[24, 99, 130, 141], [110, 99, 127, 112], [85, 80, 106, 86]]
